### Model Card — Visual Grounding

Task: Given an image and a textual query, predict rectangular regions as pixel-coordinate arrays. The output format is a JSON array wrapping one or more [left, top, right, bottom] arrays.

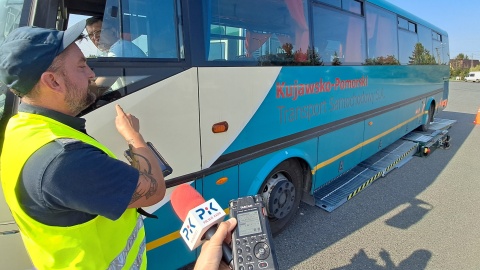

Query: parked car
[[465, 71, 480, 82]]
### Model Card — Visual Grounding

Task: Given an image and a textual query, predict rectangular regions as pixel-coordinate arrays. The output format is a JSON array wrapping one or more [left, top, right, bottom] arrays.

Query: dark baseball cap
[[0, 20, 86, 96]]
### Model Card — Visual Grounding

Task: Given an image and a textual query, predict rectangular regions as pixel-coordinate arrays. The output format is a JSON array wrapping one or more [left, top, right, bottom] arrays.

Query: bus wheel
[[259, 159, 303, 236], [419, 104, 435, 132]]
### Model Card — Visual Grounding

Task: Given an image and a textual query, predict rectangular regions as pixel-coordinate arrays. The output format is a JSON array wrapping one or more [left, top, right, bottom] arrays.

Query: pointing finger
[[115, 104, 125, 116]]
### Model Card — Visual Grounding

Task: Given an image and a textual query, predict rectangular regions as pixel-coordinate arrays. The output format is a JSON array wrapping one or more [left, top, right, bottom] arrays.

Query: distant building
[[450, 59, 479, 69]]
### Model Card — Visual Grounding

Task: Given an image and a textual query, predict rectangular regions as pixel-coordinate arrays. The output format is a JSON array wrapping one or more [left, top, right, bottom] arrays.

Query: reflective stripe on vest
[[109, 215, 146, 269]]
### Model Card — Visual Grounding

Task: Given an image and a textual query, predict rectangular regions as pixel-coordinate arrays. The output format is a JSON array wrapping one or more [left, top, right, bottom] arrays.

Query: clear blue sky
[[387, 0, 479, 60]]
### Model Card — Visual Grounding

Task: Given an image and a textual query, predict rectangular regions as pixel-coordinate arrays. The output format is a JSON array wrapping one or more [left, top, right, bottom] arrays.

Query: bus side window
[[206, 0, 311, 65], [74, 0, 180, 60], [145, 0, 180, 59], [365, 3, 398, 62], [149, 30, 178, 58], [312, 3, 365, 65], [97, 0, 148, 58]]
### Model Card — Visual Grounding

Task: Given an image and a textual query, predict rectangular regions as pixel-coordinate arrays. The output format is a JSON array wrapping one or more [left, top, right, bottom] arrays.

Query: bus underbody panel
[[314, 118, 456, 212]]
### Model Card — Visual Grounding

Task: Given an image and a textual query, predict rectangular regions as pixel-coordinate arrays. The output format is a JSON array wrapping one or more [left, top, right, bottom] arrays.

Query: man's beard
[[64, 77, 97, 116]]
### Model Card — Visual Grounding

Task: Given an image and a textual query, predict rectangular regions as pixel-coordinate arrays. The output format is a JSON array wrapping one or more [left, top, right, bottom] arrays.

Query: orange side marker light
[[212, 121, 229, 133]]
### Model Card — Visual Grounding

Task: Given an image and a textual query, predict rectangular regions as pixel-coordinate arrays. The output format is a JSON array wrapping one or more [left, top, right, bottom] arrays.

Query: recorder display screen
[[237, 210, 262, 237]]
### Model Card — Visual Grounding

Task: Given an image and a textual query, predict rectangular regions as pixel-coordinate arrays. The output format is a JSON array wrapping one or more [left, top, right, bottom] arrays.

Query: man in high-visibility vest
[[0, 20, 168, 269]]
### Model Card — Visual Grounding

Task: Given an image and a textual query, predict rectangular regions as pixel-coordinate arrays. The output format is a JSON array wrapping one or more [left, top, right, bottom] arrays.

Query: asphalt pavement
[[273, 81, 480, 270]]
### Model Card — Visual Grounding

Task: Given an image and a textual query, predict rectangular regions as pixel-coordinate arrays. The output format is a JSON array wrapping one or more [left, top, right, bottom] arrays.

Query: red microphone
[[171, 183, 206, 222], [171, 184, 233, 266]]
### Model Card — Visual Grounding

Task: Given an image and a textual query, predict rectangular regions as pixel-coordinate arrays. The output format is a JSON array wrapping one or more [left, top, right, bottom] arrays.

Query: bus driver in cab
[[85, 16, 146, 58]]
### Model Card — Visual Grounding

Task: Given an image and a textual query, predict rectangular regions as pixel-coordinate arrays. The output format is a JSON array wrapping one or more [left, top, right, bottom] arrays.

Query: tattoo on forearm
[[128, 147, 159, 204], [130, 172, 158, 204], [128, 144, 139, 169]]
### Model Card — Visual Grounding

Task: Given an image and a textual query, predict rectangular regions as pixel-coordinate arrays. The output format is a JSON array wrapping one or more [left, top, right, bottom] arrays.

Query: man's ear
[[39, 72, 65, 94]]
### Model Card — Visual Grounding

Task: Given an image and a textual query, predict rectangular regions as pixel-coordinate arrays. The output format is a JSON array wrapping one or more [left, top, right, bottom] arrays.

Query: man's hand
[[115, 104, 141, 144], [195, 218, 237, 270], [114, 105, 166, 208]]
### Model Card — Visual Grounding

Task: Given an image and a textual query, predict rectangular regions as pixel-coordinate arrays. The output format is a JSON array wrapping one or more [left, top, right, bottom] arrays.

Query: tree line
[[451, 53, 480, 79]]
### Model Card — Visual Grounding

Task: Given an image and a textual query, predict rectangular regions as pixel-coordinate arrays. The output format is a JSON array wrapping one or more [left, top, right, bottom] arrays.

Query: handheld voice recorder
[[124, 141, 173, 177], [229, 195, 279, 270]]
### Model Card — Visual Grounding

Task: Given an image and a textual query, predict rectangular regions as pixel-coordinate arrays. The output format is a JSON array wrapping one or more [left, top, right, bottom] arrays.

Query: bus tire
[[259, 159, 303, 236], [418, 103, 435, 132]]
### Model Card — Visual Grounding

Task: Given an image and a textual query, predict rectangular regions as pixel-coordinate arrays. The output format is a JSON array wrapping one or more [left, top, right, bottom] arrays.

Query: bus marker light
[[216, 177, 228, 185], [212, 121, 229, 133], [368, 121, 373, 126]]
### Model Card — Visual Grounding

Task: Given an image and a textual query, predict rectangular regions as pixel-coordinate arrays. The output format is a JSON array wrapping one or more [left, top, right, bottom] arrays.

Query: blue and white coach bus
[[0, 0, 449, 268]]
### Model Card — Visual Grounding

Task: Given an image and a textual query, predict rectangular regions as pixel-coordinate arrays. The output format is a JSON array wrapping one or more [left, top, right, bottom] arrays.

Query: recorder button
[[254, 242, 270, 260], [259, 261, 268, 268]]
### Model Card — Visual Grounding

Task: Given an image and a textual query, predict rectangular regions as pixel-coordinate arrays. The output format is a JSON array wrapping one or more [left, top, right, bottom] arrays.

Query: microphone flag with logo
[[171, 184, 226, 250]]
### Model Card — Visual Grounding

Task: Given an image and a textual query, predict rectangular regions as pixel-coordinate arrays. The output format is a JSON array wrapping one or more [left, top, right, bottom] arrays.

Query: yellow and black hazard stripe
[[347, 171, 383, 200], [384, 144, 418, 174], [347, 144, 418, 200]]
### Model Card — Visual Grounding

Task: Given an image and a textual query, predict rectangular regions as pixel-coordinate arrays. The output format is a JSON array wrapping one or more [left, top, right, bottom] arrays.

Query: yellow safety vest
[[1, 112, 147, 269]]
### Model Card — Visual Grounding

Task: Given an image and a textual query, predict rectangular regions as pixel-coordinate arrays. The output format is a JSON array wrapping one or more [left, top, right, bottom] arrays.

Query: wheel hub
[[261, 172, 296, 219]]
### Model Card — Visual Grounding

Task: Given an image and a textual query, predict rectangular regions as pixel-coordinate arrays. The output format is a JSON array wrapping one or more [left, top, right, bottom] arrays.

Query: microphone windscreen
[[171, 183, 206, 222]]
